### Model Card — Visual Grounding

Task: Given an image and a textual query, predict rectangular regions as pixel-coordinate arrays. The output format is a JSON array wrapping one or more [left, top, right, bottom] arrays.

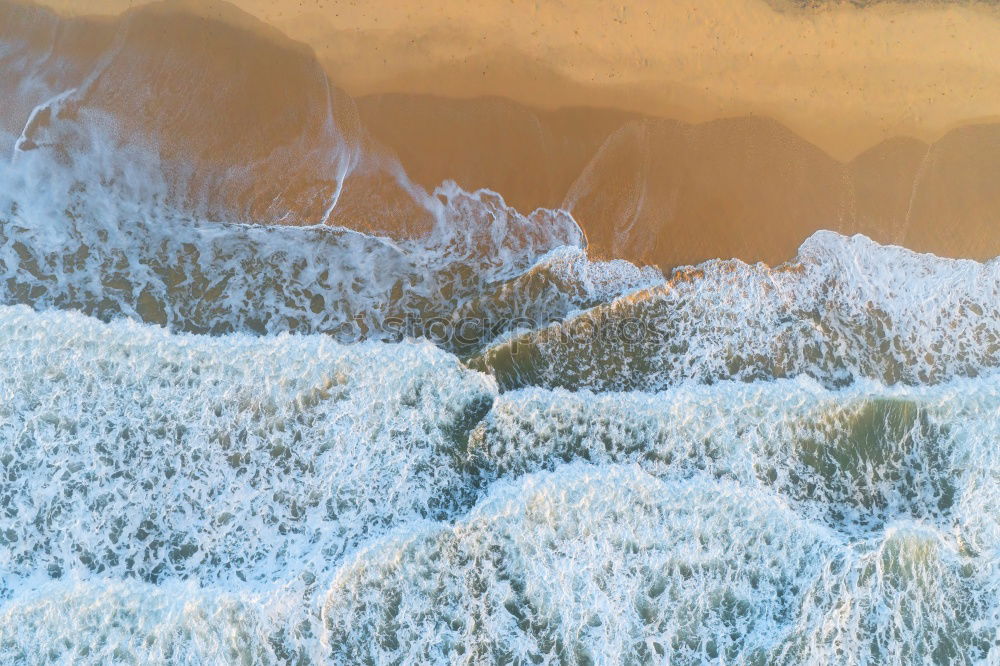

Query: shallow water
[[2, 2, 1000, 664]]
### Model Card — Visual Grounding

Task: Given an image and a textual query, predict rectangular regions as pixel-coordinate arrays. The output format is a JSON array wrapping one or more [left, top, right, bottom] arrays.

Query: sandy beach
[[13, 0, 1000, 266], [33, 0, 1000, 157]]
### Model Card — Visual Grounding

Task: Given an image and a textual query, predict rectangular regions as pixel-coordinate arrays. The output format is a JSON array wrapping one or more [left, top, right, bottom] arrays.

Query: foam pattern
[[0, 145, 639, 352], [473, 232, 1000, 390], [0, 580, 291, 665], [2, 305, 999, 662], [323, 464, 994, 664], [0, 304, 496, 595], [471, 377, 1000, 535]]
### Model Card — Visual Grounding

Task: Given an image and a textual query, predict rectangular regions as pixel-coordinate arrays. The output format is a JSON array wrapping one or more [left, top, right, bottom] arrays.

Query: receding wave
[[0, 153, 642, 350], [0, 0, 658, 352]]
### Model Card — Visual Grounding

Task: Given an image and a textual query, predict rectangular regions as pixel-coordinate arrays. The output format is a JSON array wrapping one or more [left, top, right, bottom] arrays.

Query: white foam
[[1, 305, 999, 662], [322, 465, 840, 663], [473, 375, 1000, 538], [476, 231, 1000, 390], [3, 5, 998, 662], [0, 303, 495, 597], [0, 579, 295, 664], [324, 454, 996, 663], [0, 139, 631, 349]]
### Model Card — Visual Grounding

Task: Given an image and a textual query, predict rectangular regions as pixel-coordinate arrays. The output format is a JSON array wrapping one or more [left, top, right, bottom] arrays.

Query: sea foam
[[474, 232, 1000, 390], [2, 305, 999, 663]]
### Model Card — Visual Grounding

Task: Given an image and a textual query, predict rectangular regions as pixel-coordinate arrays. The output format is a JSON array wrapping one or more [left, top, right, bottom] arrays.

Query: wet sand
[[11, 0, 1000, 267]]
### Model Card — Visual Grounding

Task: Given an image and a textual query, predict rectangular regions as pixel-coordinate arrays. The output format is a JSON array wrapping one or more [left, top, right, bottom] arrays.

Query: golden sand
[[36, 0, 1000, 160], [12, 0, 1000, 266]]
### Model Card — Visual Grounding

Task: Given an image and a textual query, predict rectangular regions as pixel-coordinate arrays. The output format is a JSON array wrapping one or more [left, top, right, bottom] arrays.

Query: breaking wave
[[2, 1, 1000, 664], [473, 232, 1000, 390], [2, 303, 1000, 663]]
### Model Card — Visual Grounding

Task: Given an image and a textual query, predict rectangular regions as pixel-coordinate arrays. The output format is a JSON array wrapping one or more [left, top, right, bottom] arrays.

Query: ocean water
[[2, 3, 1000, 665]]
